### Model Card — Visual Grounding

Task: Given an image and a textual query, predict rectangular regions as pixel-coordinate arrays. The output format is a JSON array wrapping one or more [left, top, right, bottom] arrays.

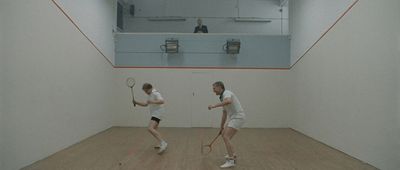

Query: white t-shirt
[[147, 89, 165, 119], [221, 90, 245, 119]]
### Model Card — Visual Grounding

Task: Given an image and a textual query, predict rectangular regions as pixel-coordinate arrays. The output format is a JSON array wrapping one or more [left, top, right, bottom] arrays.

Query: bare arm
[[208, 97, 232, 110], [147, 99, 164, 105], [220, 110, 227, 133], [208, 98, 231, 134], [133, 100, 148, 107]]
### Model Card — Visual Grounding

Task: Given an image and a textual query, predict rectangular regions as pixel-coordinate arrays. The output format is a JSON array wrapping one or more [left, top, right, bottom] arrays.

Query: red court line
[[51, 0, 114, 67], [290, 0, 360, 69], [52, 0, 359, 70], [115, 66, 290, 70]]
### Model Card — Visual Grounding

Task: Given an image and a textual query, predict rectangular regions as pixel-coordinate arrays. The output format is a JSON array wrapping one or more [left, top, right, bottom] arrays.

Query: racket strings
[[126, 77, 136, 88]]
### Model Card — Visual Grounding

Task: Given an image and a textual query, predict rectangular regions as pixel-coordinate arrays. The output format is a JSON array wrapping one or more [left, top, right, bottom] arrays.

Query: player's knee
[[222, 133, 230, 141]]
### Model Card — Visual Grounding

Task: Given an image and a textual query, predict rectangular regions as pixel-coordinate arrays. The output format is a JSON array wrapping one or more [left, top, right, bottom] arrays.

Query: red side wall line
[[51, 0, 289, 70], [51, 0, 114, 67], [52, 0, 359, 70], [290, 0, 360, 69], [115, 66, 290, 70]]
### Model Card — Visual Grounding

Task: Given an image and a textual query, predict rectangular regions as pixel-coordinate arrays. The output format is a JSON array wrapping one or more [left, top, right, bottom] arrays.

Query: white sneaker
[[158, 141, 167, 154], [220, 159, 235, 168]]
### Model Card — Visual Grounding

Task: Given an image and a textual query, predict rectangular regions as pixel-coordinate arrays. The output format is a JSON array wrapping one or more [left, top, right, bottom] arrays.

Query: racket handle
[[132, 100, 137, 107]]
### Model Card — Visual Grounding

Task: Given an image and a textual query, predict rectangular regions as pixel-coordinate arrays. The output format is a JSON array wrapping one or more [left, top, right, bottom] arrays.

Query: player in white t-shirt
[[208, 81, 246, 168], [133, 83, 168, 154]]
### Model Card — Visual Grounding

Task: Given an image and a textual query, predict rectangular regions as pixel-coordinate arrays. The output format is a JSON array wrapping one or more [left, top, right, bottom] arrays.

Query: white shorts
[[227, 118, 245, 130]]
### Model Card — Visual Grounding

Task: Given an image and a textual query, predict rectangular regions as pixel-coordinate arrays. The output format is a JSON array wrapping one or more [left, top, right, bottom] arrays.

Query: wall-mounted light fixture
[[160, 39, 179, 53], [224, 39, 241, 54]]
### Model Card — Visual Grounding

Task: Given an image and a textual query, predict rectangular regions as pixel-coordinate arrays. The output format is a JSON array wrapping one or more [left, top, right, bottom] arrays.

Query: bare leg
[[147, 120, 164, 143], [222, 127, 238, 158]]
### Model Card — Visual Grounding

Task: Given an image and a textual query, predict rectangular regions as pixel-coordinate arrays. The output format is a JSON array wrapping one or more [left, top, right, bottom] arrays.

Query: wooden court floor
[[22, 127, 377, 170]]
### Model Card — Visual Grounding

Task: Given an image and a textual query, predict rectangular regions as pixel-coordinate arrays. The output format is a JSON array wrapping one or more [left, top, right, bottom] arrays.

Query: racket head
[[126, 77, 136, 88], [202, 133, 220, 155], [202, 145, 212, 154]]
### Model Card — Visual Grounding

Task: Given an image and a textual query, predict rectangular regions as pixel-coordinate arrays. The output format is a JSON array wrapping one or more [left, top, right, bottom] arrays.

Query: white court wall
[[0, 1, 5, 169], [1, 0, 398, 169], [290, 0, 400, 169], [289, 0, 356, 65], [397, 5, 400, 166], [113, 69, 291, 128], [1, 0, 116, 169], [55, 0, 116, 64]]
